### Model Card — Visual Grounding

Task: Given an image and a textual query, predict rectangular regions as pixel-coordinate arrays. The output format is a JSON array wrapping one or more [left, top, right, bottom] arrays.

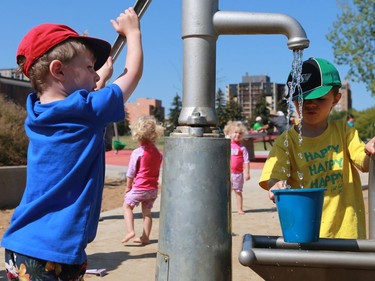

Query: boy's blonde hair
[[223, 121, 249, 136], [17, 39, 92, 96], [131, 115, 164, 143]]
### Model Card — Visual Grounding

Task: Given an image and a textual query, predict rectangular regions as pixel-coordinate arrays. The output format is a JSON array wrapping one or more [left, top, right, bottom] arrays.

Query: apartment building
[[125, 97, 165, 125], [226, 73, 352, 120], [335, 81, 352, 112], [0, 68, 32, 107], [226, 74, 285, 120]]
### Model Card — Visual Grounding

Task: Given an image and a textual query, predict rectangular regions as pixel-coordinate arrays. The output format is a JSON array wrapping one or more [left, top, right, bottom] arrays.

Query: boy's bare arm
[[95, 57, 114, 90], [267, 179, 286, 203], [111, 8, 143, 102], [363, 136, 375, 171]]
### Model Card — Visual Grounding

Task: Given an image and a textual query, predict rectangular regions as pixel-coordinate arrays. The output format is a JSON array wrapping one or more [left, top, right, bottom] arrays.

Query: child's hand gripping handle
[[110, 0, 152, 62]]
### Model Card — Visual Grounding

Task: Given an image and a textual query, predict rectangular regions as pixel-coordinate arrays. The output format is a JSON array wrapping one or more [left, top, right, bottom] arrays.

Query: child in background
[[2, 8, 143, 280], [259, 57, 375, 239], [347, 114, 355, 127], [252, 116, 263, 132], [224, 121, 251, 215], [122, 116, 164, 244]]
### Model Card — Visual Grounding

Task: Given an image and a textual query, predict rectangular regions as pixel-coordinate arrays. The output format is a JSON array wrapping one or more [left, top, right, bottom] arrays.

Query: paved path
[[0, 150, 371, 280], [90, 151, 371, 280], [87, 160, 281, 280]]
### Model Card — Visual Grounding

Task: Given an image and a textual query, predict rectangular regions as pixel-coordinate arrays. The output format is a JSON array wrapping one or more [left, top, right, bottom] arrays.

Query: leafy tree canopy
[[165, 93, 182, 135], [327, 0, 375, 96]]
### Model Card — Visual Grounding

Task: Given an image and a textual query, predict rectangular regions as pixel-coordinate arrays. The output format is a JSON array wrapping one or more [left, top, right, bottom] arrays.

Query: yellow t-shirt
[[259, 120, 367, 239]]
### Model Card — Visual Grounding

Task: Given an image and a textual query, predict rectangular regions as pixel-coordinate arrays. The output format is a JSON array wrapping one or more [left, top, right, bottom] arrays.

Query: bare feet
[[133, 236, 150, 245], [238, 210, 245, 215], [121, 231, 135, 243]]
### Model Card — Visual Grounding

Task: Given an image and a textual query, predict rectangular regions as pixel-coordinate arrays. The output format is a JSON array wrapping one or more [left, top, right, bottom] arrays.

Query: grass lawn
[[115, 135, 269, 151]]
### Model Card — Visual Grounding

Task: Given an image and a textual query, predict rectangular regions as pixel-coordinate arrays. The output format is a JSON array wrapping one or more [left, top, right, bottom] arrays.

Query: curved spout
[[213, 11, 309, 50], [179, 0, 311, 128]]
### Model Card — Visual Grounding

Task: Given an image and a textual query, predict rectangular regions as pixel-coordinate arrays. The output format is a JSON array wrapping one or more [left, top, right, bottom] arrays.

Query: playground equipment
[[112, 122, 126, 152], [109, 0, 152, 153], [156, 0, 310, 280], [110, 0, 152, 61], [239, 156, 375, 281]]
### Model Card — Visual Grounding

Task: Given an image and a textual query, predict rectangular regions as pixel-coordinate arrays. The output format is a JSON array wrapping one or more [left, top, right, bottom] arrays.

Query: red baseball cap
[[17, 23, 111, 77]]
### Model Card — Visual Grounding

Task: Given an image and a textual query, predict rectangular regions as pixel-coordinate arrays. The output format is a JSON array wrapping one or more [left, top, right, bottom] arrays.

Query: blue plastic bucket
[[272, 188, 326, 243]]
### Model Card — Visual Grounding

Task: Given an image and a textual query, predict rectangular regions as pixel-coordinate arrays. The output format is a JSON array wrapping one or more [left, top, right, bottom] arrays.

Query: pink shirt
[[231, 141, 249, 173], [126, 142, 163, 190]]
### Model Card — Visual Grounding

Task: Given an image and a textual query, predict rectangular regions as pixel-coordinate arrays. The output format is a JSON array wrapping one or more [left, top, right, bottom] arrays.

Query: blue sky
[[1, 0, 373, 113]]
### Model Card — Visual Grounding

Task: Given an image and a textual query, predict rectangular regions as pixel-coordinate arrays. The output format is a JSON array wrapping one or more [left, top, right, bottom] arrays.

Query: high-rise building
[[225, 74, 352, 120], [335, 81, 352, 112], [225, 74, 285, 120]]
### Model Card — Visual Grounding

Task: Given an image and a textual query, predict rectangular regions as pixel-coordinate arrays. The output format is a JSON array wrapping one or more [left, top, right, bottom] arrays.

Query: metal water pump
[[156, 1, 309, 280]]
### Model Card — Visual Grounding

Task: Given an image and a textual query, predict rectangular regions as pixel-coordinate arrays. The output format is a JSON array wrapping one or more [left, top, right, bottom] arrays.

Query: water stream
[[284, 50, 304, 189]]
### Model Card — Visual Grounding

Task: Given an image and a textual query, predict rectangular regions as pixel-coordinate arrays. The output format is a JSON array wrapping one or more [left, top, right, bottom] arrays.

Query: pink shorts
[[125, 189, 158, 209], [231, 173, 244, 192]]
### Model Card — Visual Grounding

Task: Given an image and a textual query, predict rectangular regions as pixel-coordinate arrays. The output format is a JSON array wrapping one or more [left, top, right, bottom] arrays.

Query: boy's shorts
[[125, 189, 158, 209], [231, 173, 244, 192], [5, 249, 86, 281]]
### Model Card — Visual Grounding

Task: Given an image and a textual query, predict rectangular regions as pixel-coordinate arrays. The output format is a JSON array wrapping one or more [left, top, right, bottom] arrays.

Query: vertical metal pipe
[[156, 137, 232, 281], [178, 0, 219, 126], [369, 155, 375, 239]]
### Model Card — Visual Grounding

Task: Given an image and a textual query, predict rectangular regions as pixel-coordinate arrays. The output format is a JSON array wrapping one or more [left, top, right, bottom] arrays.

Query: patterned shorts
[[231, 173, 244, 192], [125, 189, 158, 209], [4, 249, 87, 281]]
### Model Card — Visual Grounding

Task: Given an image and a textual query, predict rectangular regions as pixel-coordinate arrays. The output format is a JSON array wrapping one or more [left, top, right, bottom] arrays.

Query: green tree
[[225, 98, 243, 122], [117, 108, 130, 135], [354, 107, 375, 141], [329, 110, 348, 121], [215, 88, 227, 129], [252, 94, 269, 125], [165, 93, 182, 135], [327, 0, 375, 96], [151, 105, 165, 124]]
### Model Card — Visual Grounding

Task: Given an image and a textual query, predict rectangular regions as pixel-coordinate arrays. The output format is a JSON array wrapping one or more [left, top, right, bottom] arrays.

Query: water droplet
[[284, 139, 289, 147]]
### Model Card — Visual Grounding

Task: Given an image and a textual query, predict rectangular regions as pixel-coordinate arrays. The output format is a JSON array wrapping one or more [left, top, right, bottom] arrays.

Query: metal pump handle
[[110, 0, 152, 62]]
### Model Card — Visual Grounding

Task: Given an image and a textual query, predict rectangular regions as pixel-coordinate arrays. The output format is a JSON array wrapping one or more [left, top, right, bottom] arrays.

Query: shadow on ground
[[87, 251, 156, 273]]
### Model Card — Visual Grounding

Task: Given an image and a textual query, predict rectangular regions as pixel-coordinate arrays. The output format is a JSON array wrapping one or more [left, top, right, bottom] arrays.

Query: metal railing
[[239, 155, 375, 281]]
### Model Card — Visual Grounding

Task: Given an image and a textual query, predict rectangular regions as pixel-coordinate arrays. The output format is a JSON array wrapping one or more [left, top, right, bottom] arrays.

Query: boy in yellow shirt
[[259, 57, 375, 239]]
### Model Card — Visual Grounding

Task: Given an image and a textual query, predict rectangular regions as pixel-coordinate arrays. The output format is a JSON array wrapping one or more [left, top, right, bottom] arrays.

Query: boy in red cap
[[259, 57, 375, 239], [2, 7, 143, 280]]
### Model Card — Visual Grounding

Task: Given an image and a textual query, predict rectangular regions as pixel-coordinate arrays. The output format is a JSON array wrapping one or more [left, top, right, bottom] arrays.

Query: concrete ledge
[[0, 166, 26, 209]]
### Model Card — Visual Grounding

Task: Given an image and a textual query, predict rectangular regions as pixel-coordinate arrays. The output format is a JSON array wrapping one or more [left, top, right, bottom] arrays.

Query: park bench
[[243, 132, 280, 160]]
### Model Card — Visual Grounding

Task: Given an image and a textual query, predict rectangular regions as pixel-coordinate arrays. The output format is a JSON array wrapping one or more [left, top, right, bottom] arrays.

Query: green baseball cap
[[287, 57, 342, 100]]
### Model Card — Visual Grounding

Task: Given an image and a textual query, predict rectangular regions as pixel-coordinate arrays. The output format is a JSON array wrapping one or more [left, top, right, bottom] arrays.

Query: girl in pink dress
[[224, 121, 251, 215], [122, 116, 164, 244]]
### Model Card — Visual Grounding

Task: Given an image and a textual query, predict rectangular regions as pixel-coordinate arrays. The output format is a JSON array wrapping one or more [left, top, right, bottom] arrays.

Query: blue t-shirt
[[1, 84, 124, 264]]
